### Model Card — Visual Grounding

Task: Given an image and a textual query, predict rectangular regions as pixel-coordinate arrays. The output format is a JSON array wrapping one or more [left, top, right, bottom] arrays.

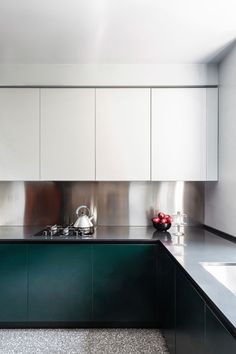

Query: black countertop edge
[[204, 224, 236, 244], [0, 239, 158, 244], [158, 241, 236, 339]]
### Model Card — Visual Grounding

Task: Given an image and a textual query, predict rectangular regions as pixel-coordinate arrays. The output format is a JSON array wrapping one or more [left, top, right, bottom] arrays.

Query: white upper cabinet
[[41, 89, 95, 180], [206, 88, 218, 180], [151, 88, 218, 181], [0, 89, 39, 180], [96, 88, 150, 180], [0, 87, 217, 181]]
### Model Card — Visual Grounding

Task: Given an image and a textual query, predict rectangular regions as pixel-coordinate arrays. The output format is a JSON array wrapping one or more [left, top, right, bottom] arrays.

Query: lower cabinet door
[[205, 306, 236, 354], [93, 244, 157, 323], [28, 244, 92, 322], [158, 246, 175, 354], [0, 244, 28, 322], [176, 268, 205, 354]]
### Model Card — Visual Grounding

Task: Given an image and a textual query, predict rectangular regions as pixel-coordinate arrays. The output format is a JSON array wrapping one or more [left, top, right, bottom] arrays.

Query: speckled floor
[[0, 328, 169, 354]]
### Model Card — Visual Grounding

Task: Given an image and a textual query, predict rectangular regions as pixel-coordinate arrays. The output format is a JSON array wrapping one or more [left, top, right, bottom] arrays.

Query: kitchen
[[0, 1, 236, 353]]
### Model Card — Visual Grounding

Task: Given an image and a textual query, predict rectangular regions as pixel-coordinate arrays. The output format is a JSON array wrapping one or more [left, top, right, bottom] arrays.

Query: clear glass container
[[172, 211, 187, 236]]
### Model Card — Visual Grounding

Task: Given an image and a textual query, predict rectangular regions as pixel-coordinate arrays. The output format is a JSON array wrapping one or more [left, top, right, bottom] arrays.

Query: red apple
[[152, 217, 160, 223], [161, 218, 168, 224], [158, 212, 165, 219], [165, 215, 173, 223]]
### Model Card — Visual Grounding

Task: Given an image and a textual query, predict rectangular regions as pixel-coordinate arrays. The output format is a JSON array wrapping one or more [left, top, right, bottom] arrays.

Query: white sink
[[200, 262, 236, 296]]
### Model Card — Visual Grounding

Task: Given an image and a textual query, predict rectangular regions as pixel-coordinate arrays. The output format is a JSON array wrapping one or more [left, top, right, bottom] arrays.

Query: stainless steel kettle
[[73, 205, 94, 234]]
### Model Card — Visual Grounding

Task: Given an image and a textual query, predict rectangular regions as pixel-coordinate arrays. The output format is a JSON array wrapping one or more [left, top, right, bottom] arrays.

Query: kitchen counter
[[160, 227, 236, 337], [0, 225, 156, 241], [0, 225, 236, 336]]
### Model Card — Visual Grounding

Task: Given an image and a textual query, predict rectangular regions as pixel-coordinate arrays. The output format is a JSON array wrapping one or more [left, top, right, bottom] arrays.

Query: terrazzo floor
[[0, 328, 169, 354]]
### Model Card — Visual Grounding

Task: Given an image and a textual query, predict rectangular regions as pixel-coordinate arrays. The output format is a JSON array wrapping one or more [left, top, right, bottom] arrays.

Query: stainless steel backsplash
[[0, 182, 204, 226]]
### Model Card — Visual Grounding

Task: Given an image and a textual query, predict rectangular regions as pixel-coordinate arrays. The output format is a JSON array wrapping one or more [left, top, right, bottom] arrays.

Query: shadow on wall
[[203, 39, 236, 63]]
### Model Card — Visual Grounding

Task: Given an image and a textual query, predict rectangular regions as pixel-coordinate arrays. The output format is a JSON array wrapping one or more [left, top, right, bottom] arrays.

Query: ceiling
[[0, 0, 236, 64]]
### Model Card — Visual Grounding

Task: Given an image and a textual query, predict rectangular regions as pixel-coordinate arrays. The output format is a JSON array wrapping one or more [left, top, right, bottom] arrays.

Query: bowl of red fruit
[[151, 212, 172, 231]]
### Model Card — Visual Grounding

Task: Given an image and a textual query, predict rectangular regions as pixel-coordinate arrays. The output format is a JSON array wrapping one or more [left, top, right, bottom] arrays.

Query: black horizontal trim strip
[[204, 225, 236, 244], [0, 239, 157, 244], [0, 85, 218, 89]]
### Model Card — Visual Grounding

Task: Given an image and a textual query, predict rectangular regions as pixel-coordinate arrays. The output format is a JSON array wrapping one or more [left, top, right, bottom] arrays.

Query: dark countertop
[[160, 227, 236, 336], [0, 225, 236, 335], [0, 225, 156, 241]]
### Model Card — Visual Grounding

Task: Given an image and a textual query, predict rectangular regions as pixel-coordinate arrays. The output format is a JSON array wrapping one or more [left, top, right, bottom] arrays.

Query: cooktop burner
[[34, 224, 94, 237]]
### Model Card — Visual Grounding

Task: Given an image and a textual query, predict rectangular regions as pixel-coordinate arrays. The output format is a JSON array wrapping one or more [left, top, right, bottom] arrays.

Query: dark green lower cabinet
[[93, 244, 157, 324], [205, 306, 236, 354], [1, 239, 236, 354], [176, 268, 205, 354], [28, 244, 92, 322], [0, 244, 28, 322], [158, 246, 175, 354]]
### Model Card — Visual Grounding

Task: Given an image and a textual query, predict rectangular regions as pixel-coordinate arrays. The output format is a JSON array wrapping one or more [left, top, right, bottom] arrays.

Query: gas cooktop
[[34, 224, 94, 237]]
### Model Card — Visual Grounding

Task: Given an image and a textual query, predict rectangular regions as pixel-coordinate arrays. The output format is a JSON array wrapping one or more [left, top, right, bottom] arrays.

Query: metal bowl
[[152, 222, 171, 232]]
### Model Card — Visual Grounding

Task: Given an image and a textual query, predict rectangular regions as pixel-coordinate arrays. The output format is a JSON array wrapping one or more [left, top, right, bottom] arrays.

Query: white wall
[[205, 44, 236, 236], [0, 64, 217, 86]]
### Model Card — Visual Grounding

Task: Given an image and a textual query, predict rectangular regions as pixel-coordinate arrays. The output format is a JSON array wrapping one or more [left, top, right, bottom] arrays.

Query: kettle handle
[[76, 205, 90, 216]]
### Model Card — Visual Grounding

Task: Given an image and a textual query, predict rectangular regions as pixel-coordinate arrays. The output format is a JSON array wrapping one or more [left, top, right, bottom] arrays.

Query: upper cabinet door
[[206, 88, 218, 180], [96, 89, 150, 181], [0, 89, 39, 180], [151, 88, 218, 181], [41, 89, 95, 180]]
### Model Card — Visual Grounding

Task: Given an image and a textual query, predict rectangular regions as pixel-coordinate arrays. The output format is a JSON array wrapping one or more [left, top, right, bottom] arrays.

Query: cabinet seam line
[[95, 89, 96, 181], [91, 245, 94, 320], [204, 301, 206, 350], [174, 265, 176, 351], [39, 89, 41, 180], [150, 88, 152, 181], [206, 89, 208, 181], [26, 245, 29, 321], [217, 88, 219, 180]]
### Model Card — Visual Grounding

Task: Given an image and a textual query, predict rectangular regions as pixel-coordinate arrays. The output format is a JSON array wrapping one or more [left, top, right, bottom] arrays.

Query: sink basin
[[200, 262, 236, 296]]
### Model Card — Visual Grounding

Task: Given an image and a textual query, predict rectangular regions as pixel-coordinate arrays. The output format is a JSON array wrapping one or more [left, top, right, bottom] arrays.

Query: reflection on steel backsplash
[[0, 181, 204, 226], [0, 182, 62, 226]]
